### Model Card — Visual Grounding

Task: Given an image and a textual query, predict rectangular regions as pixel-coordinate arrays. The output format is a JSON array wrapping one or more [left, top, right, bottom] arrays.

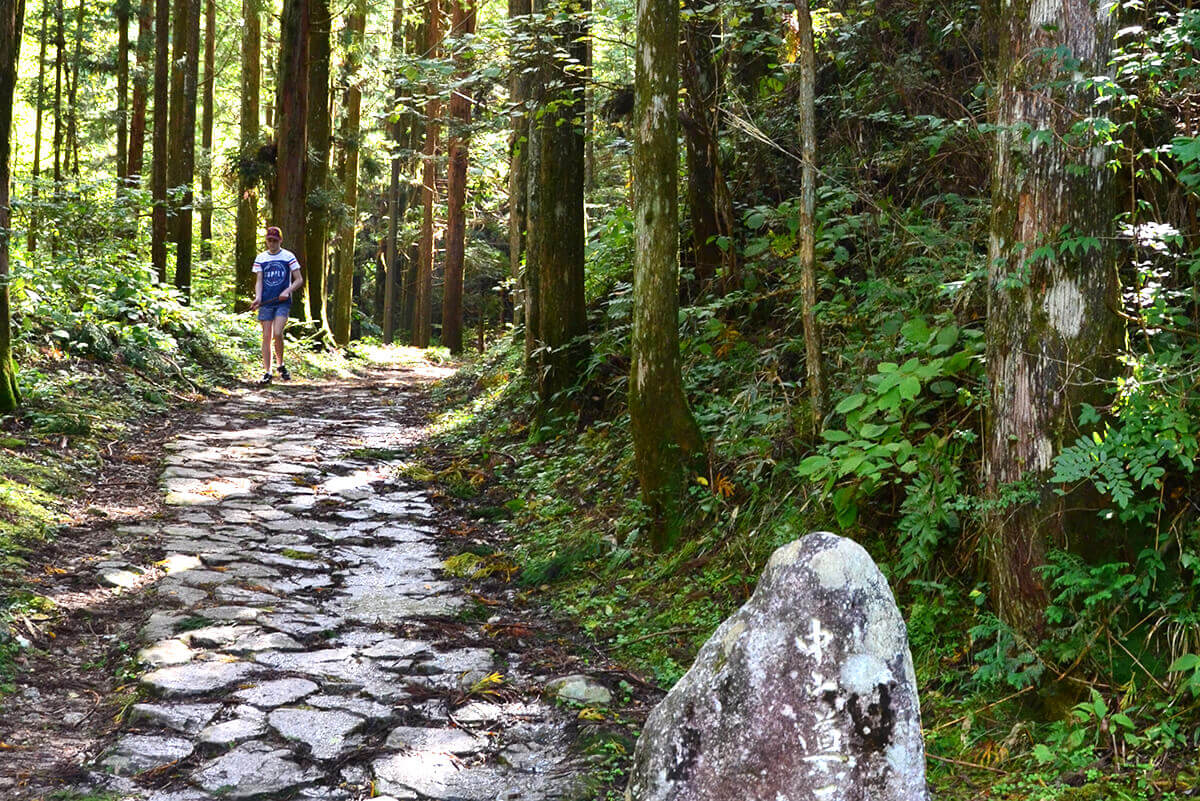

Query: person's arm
[[281, 266, 304, 299], [250, 272, 263, 309]]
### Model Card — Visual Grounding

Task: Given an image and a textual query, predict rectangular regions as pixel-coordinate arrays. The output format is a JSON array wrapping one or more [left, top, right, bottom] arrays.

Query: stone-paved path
[[81, 373, 594, 801]]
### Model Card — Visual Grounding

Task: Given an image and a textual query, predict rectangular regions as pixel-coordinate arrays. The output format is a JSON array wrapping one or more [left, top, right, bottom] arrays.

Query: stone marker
[[626, 532, 927, 801]]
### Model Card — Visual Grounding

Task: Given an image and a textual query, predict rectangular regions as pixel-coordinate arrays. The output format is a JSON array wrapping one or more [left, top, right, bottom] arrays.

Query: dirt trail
[[0, 366, 598, 800]]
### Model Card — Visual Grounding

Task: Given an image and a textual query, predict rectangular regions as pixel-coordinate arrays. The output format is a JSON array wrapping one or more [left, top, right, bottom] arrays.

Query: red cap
[[265, 226, 282, 240]]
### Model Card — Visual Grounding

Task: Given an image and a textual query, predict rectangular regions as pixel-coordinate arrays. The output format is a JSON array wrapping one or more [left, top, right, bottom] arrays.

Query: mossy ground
[[421, 339, 1198, 801]]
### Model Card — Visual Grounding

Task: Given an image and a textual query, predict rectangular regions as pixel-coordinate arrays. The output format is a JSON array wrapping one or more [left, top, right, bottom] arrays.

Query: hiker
[[249, 226, 304, 384]]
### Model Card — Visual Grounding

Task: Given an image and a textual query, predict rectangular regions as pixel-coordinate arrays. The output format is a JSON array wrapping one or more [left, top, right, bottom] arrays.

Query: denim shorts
[[257, 301, 291, 322]]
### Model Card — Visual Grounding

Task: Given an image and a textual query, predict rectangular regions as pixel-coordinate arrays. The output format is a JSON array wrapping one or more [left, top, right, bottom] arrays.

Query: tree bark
[[332, 0, 366, 345], [116, 0, 131, 183], [151, 0, 169, 281], [275, 0, 310, 314], [411, 0, 442, 349], [630, 0, 705, 550], [26, 0, 48, 253], [167, 0, 188, 242], [983, 0, 1121, 636], [796, 1, 823, 432], [199, 0, 215, 261], [507, 0, 531, 334], [174, 0, 201, 296], [235, 0, 261, 312], [304, 0, 332, 327], [66, 0, 82, 177], [126, 0, 152, 187], [442, 0, 476, 354], [681, 0, 734, 295], [52, 0, 63, 192], [0, 0, 25, 412], [382, 0, 404, 343], [530, 0, 589, 400]]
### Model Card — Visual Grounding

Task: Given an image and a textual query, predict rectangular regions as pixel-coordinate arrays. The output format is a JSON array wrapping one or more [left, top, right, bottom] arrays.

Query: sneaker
[[260, 372, 272, 384], [277, 364, 291, 382]]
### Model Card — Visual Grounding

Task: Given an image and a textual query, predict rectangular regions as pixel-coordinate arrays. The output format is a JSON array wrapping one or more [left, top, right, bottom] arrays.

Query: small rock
[[139, 639, 195, 667], [129, 703, 221, 734], [545, 675, 612, 706], [192, 741, 321, 798], [268, 707, 365, 760], [384, 726, 488, 755], [100, 734, 193, 776], [142, 660, 260, 697], [198, 716, 267, 748], [234, 678, 320, 708]]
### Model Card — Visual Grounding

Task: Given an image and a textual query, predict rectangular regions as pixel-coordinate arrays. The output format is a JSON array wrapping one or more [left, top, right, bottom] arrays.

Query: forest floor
[[0, 362, 647, 800]]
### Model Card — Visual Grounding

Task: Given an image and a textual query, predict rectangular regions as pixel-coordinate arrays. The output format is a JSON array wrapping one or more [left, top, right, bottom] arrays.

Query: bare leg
[[260, 320, 273, 373], [273, 315, 287, 369]]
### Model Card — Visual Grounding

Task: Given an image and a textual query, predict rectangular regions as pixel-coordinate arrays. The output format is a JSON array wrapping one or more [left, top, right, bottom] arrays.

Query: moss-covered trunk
[[681, 0, 733, 295], [507, 0, 531, 334], [0, 0, 24, 412], [199, 0, 215, 261], [984, 0, 1121, 636], [796, 1, 823, 431], [442, 0, 476, 354], [235, 0, 261, 312], [412, 0, 442, 349], [304, 0, 333, 328], [630, 0, 704, 550], [116, 0, 130, 183], [126, 0, 151, 189], [151, 0, 168, 281], [383, 0, 404, 343], [332, 0, 365, 345], [275, 0, 310, 314], [174, 0, 201, 297], [530, 0, 589, 401], [26, 0, 47, 254]]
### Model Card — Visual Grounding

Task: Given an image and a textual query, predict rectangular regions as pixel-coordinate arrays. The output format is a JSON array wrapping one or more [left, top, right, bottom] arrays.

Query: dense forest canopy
[[1, 0, 1199, 795]]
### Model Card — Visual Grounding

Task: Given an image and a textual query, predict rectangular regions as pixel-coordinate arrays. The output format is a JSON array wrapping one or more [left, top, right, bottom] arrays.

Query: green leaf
[[1168, 653, 1200, 672], [898, 376, 921, 401], [821, 429, 852, 443], [797, 455, 832, 476], [835, 394, 867, 414]]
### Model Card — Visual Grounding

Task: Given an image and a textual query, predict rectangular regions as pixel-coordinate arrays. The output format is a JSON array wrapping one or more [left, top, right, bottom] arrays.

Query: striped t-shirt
[[254, 248, 300, 303]]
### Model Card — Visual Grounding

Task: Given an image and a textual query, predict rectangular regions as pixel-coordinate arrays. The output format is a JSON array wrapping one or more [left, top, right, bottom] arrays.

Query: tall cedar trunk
[[382, 0, 403, 343], [116, 0, 130, 182], [27, 0, 47, 253], [398, 16, 426, 333], [167, 0, 187, 242], [411, 0, 441, 348], [796, 2, 823, 431], [681, 0, 734, 294], [304, 0, 332, 328], [521, 51, 542, 369], [442, 0, 476, 354], [531, 0, 589, 401], [0, 0, 24, 411], [275, 0, 310, 315], [152, 0, 168, 280], [332, 0, 366, 344], [507, 0, 531, 333], [126, 0, 152, 187], [199, 0, 214, 260], [983, 0, 1121, 635], [174, 0, 200, 296], [66, 0, 82, 177], [235, 0, 261, 312], [52, 0, 62, 185], [630, 0, 704, 550]]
